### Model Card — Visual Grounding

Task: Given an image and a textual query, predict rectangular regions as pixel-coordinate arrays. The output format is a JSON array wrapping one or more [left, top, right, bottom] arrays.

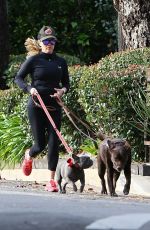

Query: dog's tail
[[96, 129, 107, 141]]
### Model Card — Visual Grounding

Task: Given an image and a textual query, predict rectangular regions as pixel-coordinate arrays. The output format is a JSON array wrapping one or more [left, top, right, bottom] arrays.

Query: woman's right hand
[[30, 88, 38, 95]]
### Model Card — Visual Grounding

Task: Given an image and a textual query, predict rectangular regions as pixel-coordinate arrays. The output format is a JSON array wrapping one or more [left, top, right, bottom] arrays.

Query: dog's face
[[107, 140, 130, 172], [72, 153, 93, 169]]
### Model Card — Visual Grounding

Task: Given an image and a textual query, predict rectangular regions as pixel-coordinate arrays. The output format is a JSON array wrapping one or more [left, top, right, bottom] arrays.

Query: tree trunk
[[117, 13, 126, 51], [113, 0, 150, 50], [0, 0, 9, 89]]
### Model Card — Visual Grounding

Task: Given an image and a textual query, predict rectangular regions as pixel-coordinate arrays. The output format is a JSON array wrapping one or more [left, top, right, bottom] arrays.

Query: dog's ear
[[107, 140, 115, 149], [124, 141, 131, 151], [72, 153, 79, 161]]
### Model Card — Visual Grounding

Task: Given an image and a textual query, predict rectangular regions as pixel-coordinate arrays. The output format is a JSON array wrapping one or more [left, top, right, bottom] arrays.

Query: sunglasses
[[42, 39, 57, 46]]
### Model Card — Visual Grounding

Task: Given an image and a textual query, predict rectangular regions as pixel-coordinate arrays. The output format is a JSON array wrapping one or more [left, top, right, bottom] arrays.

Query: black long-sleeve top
[[15, 52, 70, 95]]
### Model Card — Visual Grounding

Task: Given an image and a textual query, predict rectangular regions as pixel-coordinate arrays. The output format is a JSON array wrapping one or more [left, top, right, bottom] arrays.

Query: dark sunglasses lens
[[42, 39, 56, 45], [42, 40, 49, 45], [50, 40, 56, 45]]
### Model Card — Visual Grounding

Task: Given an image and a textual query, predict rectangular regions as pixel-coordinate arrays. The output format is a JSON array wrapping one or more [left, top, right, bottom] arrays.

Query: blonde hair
[[24, 38, 41, 58]]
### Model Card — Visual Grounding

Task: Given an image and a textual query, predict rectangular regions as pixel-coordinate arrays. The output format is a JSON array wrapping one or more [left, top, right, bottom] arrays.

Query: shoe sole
[[45, 187, 58, 192]]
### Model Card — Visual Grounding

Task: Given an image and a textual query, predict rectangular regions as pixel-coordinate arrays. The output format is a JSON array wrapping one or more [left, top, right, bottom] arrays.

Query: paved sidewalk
[[1, 157, 150, 197]]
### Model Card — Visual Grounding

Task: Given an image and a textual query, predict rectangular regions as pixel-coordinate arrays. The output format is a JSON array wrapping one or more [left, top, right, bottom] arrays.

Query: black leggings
[[27, 96, 62, 171]]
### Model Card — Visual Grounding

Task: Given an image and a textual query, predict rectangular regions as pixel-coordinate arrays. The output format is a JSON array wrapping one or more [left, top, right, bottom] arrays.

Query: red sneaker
[[45, 179, 58, 192], [22, 158, 33, 176]]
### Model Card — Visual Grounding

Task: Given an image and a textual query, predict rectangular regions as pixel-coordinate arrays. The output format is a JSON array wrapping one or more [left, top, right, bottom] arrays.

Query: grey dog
[[55, 153, 93, 193]]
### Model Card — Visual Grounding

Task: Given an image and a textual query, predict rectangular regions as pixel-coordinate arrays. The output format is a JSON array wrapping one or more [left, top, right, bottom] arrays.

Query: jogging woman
[[15, 25, 70, 192]]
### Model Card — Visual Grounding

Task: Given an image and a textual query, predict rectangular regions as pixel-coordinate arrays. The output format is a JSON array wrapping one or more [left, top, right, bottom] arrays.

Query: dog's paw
[[110, 192, 118, 197], [101, 189, 108, 195], [123, 186, 129, 195], [61, 190, 66, 194], [123, 189, 129, 195], [59, 190, 64, 194]]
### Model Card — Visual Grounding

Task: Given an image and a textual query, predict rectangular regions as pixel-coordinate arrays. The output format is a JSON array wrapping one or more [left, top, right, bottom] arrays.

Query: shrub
[[0, 112, 32, 168], [0, 89, 32, 167], [4, 54, 26, 87], [1, 48, 150, 165], [61, 65, 91, 151], [0, 88, 24, 115], [77, 48, 150, 160]]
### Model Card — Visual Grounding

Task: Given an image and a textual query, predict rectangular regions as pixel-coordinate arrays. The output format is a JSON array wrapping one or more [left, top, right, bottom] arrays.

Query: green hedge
[[78, 65, 146, 159], [76, 48, 150, 160], [61, 65, 92, 150], [63, 48, 150, 160], [0, 48, 150, 166]]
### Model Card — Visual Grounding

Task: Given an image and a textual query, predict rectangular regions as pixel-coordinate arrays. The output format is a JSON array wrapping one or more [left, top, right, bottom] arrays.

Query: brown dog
[[97, 131, 131, 196]]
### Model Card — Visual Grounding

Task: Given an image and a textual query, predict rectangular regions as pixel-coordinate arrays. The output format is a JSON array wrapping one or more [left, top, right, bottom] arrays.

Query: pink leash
[[36, 94, 73, 155]]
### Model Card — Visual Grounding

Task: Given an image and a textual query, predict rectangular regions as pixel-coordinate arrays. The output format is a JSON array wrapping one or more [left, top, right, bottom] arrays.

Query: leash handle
[[36, 94, 73, 154]]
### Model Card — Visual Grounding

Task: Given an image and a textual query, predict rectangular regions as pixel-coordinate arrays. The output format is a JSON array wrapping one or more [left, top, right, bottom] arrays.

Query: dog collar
[[67, 158, 74, 167]]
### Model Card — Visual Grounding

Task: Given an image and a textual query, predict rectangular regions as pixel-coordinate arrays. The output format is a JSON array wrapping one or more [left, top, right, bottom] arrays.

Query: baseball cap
[[37, 25, 57, 41]]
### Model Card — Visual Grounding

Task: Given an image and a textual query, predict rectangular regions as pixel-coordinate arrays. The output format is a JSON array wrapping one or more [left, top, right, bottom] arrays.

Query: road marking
[[86, 213, 150, 229]]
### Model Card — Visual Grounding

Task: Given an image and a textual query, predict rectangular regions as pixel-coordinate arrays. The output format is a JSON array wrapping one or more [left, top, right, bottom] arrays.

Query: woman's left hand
[[51, 88, 65, 98]]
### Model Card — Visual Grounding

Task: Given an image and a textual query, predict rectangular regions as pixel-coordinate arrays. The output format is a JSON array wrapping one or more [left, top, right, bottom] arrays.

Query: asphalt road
[[1, 180, 150, 230]]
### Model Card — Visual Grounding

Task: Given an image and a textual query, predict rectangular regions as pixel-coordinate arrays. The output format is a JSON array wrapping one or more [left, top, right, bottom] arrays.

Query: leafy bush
[[8, 0, 117, 63], [0, 112, 32, 168], [98, 48, 150, 73], [4, 54, 25, 87], [128, 81, 150, 137], [0, 88, 24, 114], [80, 139, 98, 156], [1, 48, 150, 166], [0, 89, 32, 167], [77, 48, 150, 160], [61, 65, 90, 151]]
